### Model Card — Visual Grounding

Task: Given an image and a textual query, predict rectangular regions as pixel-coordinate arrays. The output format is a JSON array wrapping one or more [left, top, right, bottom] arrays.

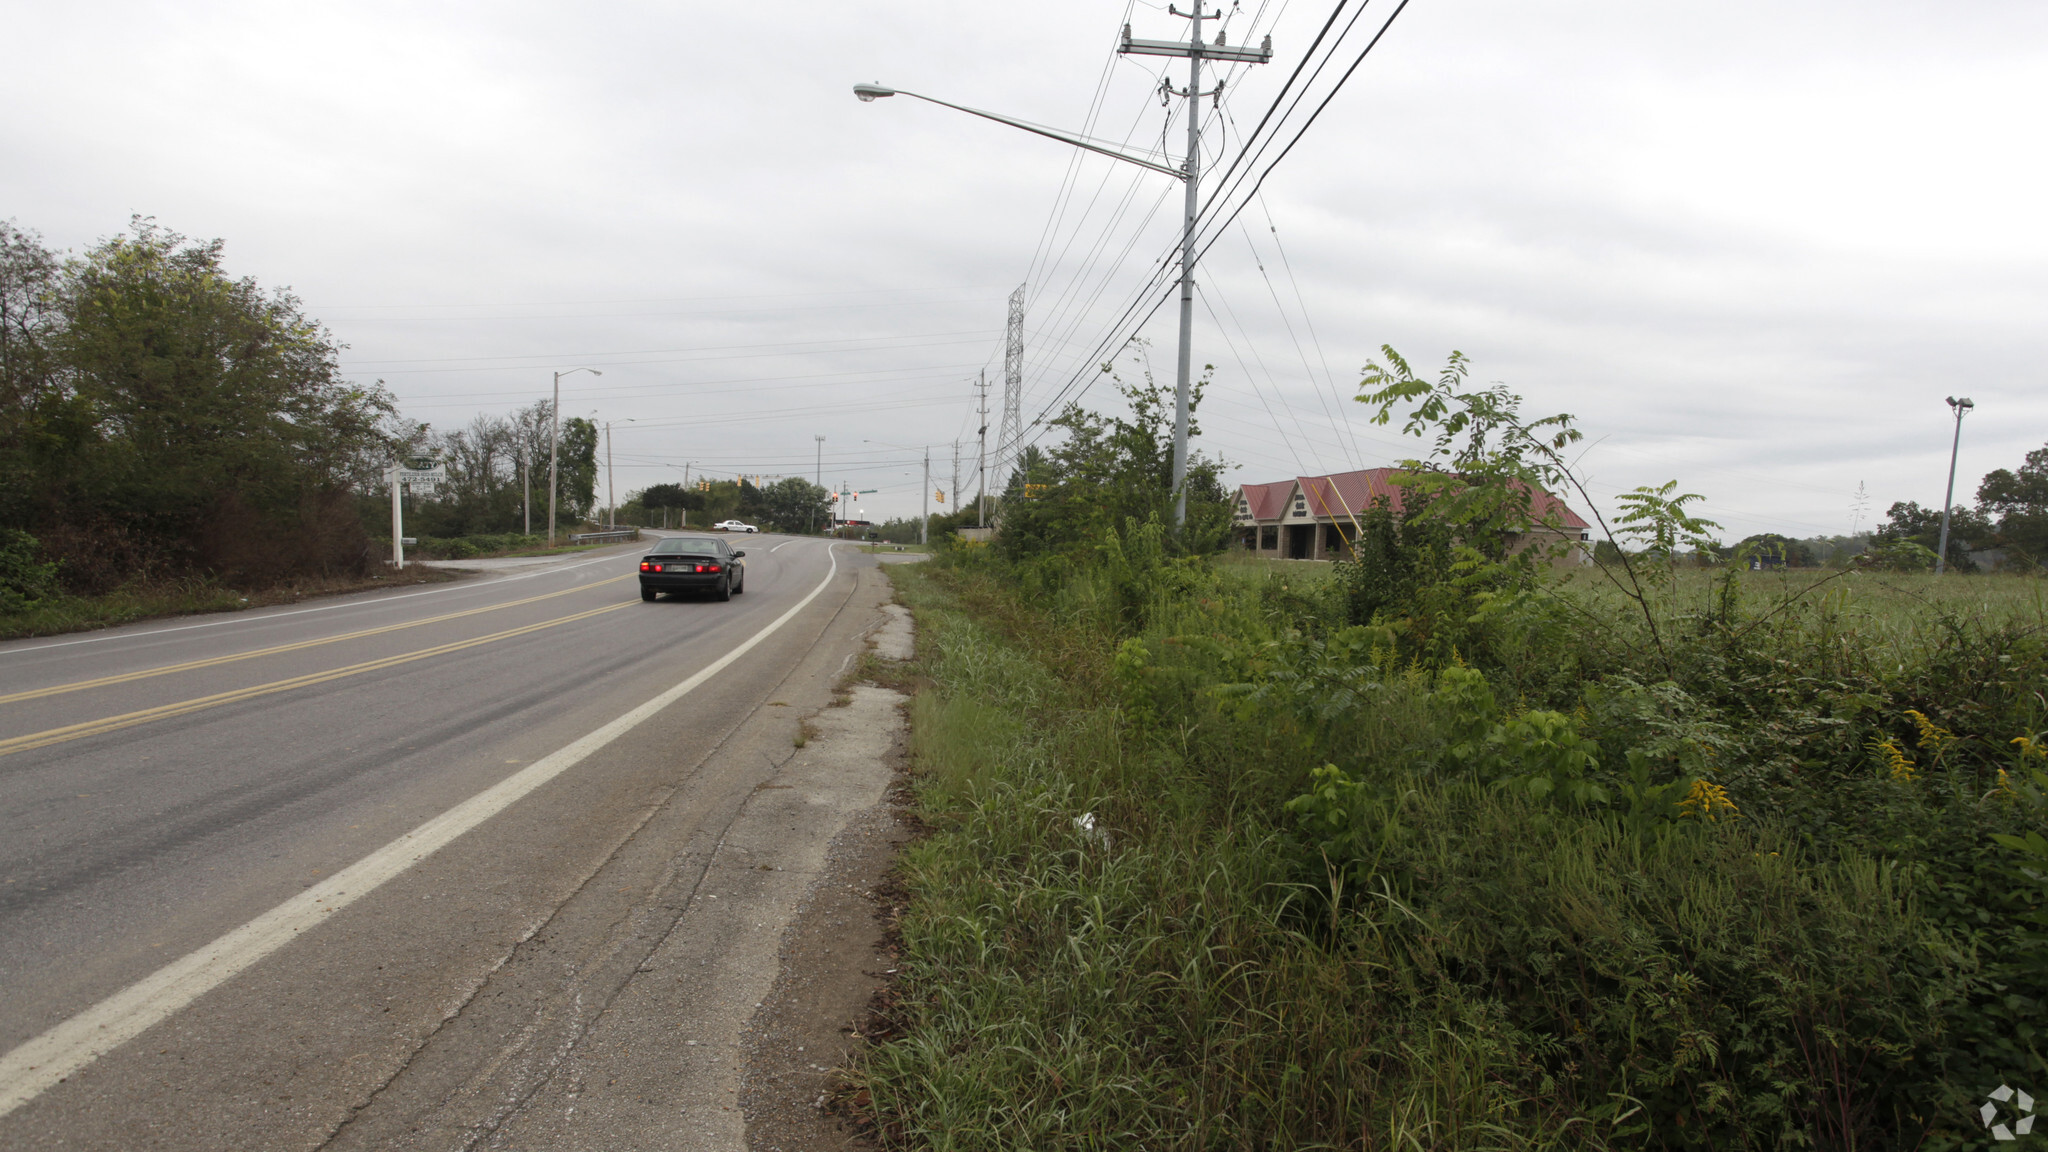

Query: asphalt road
[[0, 534, 894, 1149]]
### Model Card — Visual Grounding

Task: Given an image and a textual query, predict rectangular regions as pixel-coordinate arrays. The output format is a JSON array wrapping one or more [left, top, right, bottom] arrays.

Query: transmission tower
[[999, 283, 1024, 487]]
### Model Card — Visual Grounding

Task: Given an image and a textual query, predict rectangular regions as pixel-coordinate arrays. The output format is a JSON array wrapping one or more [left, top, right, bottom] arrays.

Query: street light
[[547, 368, 602, 547], [855, 3, 1268, 529], [1935, 396, 1974, 575], [852, 85, 1184, 178]]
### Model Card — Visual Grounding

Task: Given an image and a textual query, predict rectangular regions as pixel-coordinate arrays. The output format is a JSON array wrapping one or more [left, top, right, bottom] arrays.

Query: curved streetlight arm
[[854, 84, 1185, 180]]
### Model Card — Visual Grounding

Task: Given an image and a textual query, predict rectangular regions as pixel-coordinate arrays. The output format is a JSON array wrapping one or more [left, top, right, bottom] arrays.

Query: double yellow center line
[[0, 586, 636, 760], [2, 576, 629, 707]]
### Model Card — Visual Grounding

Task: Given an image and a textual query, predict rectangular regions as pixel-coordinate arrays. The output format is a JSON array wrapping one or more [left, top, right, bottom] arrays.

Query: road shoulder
[[738, 594, 917, 1152]]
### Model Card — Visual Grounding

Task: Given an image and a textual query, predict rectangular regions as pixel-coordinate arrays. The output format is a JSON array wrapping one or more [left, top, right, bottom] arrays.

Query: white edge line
[[0, 542, 838, 1118]]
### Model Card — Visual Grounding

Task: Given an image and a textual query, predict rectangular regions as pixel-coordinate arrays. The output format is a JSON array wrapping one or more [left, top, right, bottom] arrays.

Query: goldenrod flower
[[1906, 710, 1956, 754], [1679, 779, 1739, 821], [2012, 735, 2046, 760], [1868, 736, 1917, 782]]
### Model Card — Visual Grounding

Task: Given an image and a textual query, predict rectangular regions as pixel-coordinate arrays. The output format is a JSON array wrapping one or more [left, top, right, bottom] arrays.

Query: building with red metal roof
[[1230, 467, 1592, 562]]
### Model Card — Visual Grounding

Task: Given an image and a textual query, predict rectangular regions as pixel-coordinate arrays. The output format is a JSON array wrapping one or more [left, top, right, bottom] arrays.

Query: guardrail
[[568, 529, 639, 545]]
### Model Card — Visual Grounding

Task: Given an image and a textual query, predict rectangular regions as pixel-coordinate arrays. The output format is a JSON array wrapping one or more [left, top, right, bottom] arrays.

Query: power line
[[1017, 0, 1414, 450], [1188, 0, 1413, 266], [1254, 194, 1363, 466], [389, 365, 988, 409], [347, 334, 1001, 375], [313, 284, 1009, 312], [1237, 215, 1361, 470]]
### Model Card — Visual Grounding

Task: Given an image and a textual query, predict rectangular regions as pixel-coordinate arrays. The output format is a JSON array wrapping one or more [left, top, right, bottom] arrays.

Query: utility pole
[[547, 368, 601, 547], [602, 419, 628, 529], [390, 466, 405, 570], [951, 440, 961, 518], [521, 455, 530, 536], [977, 370, 989, 528], [1120, 4, 1271, 526], [922, 445, 931, 545], [1935, 396, 1975, 575], [813, 434, 826, 535]]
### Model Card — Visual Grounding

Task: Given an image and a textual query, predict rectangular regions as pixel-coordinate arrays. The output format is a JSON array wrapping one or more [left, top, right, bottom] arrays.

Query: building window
[[1259, 525, 1278, 550]]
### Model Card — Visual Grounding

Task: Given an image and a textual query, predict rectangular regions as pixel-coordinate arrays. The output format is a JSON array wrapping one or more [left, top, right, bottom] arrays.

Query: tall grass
[[862, 549, 2046, 1150]]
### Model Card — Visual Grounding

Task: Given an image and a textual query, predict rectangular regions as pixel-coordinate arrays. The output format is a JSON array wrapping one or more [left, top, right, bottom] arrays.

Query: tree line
[[614, 476, 834, 536], [1876, 445, 2048, 572], [385, 403, 596, 539], [0, 217, 858, 612], [1, 218, 394, 595]]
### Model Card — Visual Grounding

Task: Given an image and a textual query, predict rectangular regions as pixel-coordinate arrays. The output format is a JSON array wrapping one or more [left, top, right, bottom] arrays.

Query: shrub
[[0, 529, 59, 612]]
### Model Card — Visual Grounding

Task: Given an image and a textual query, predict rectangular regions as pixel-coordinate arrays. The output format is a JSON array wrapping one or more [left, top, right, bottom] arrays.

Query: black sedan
[[637, 535, 745, 601]]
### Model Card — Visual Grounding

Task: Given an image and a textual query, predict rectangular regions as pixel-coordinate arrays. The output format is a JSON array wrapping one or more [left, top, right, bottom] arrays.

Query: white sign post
[[385, 460, 447, 568]]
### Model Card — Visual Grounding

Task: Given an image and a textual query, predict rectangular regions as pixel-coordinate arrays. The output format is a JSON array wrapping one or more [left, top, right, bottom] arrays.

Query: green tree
[[0, 221, 70, 532], [1977, 443, 2048, 567], [1732, 533, 1814, 568], [1877, 499, 1989, 572], [996, 341, 1230, 561], [1, 217, 394, 585], [554, 416, 597, 524], [755, 477, 831, 533], [638, 483, 703, 514]]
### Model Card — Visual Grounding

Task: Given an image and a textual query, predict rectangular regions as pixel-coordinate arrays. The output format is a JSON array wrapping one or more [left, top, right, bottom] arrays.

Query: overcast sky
[[4, 0, 2042, 537]]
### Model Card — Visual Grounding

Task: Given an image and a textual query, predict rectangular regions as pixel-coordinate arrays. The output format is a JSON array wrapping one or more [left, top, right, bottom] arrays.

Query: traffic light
[[935, 489, 946, 504]]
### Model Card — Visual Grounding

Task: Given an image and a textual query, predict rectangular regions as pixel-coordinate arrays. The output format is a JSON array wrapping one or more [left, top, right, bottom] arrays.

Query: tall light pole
[[1935, 396, 1974, 575], [603, 417, 633, 528], [547, 368, 601, 547], [855, 12, 1269, 528]]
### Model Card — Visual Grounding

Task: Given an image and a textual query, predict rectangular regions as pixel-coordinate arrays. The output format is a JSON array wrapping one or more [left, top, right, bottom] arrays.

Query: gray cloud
[[3, 0, 2041, 536]]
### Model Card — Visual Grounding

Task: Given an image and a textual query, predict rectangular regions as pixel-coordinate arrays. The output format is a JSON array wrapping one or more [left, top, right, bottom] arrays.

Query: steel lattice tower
[[999, 284, 1024, 488]]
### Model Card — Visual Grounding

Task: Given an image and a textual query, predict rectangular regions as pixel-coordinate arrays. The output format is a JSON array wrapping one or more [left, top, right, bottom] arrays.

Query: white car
[[712, 519, 758, 533]]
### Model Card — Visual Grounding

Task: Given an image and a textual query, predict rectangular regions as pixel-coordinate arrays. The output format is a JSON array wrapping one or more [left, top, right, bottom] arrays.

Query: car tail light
[[640, 562, 654, 571], [704, 564, 721, 573]]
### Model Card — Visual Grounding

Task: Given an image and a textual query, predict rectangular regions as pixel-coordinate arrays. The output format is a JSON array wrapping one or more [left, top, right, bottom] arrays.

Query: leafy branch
[[1357, 347, 1724, 677]]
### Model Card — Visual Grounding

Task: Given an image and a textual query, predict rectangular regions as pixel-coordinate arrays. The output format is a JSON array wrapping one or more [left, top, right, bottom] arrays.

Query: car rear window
[[652, 537, 724, 555]]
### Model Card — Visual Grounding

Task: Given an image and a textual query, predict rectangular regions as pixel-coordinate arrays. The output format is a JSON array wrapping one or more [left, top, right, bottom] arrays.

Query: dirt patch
[[740, 778, 913, 1152]]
